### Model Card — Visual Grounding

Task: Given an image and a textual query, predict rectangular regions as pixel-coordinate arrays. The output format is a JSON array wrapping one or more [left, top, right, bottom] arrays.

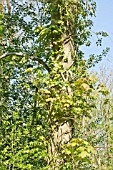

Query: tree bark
[[6, 0, 11, 13], [48, 1, 78, 168]]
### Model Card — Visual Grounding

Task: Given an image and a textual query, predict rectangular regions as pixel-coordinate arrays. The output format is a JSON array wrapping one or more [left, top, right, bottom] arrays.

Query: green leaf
[[78, 151, 90, 158], [102, 31, 108, 37]]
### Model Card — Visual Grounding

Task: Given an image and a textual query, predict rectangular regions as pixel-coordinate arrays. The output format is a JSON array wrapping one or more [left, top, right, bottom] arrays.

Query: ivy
[[0, 0, 112, 169]]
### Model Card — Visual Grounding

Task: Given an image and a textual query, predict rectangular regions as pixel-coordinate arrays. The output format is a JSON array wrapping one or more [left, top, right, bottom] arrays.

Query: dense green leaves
[[0, 0, 112, 169]]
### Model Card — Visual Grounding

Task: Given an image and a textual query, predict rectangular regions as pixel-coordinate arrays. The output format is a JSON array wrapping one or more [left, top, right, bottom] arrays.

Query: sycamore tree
[[0, 0, 110, 169]]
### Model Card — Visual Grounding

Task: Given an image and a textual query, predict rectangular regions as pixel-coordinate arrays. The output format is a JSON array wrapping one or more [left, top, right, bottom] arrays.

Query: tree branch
[[0, 52, 24, 59], [30, 56, 50, 72], [0, 52, 50, 72]]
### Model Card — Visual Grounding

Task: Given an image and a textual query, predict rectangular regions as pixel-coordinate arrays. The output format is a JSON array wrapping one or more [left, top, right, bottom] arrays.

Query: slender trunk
[[105, 105, 110, 167], [6, 0, 11, 13], [0, 0, 4, 13], [0, 0, 11, 13]]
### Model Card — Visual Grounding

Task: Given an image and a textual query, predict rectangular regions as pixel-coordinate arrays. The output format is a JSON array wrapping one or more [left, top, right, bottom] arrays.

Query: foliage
[[0, 0, 112, 170]]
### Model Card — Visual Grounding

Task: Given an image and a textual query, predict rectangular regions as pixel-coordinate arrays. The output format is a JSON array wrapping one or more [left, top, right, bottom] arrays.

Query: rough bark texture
[[48, 1, 78, 168]]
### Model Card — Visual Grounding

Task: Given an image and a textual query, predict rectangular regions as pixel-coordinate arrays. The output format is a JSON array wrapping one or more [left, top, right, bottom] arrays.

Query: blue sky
[[83, 0, 113, 70]]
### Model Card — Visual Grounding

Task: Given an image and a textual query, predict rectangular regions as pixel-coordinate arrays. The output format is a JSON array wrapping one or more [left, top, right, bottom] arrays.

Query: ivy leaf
[[78, 151, 90, 158], [102, 31, 108, 37]]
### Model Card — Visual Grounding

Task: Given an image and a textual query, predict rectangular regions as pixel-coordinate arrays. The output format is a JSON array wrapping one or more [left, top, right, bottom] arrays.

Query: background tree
[[92, 64, 113, 169]]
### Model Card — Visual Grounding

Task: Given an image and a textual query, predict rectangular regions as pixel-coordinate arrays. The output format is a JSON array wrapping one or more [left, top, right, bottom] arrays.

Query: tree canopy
[[0, 0, 112, 169]]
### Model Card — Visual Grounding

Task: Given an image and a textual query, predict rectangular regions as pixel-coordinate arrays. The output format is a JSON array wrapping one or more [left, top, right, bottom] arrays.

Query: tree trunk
[[6, 0, 11, 13], [0, 0, 11, 13], [48, 0, 78, 168], [0, 0, 4, 13]]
